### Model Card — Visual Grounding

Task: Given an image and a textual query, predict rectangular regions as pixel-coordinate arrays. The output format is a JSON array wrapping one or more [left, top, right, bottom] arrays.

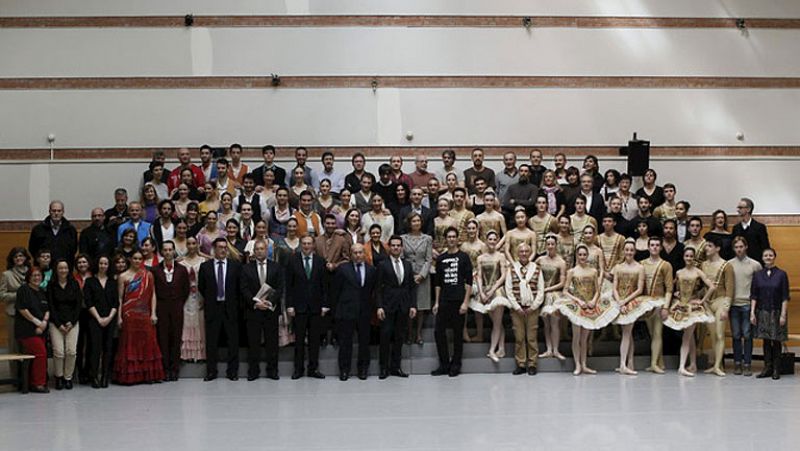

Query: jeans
[[729, 305, 752, 365]]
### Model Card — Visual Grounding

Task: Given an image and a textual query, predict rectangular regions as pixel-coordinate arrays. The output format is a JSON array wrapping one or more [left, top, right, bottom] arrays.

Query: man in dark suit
[[198, 237, 243, 381], [568, 173, 605, 222], [396, 186, 434, 235], [331, 243, 377, 381], [250, 144, 287, 189], [733, 197, 771, 264], [375, 236, 417, 379], [285, 235, 329, 379], [240, 239, 284, 381], [151, 241, 190, 381]]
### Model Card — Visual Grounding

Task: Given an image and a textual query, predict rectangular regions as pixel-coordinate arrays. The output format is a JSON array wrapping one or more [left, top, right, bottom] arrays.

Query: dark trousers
[[88, 318, 116, 381], [246, 310, 279, 377], [762, 339, 782, 373], [76, 308, 91, 380], [379, 309, 408, 371], [337, 313, 372, 373], [434, 301, 466, 370], [157, 300, 184, 377], [293, 313, 322, 373], [205, 302, 239, 376]]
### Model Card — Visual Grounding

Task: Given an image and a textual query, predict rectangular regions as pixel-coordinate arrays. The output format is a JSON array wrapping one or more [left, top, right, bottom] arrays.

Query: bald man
[[79, 207, 114, 261], [331, 244, 378, 380]]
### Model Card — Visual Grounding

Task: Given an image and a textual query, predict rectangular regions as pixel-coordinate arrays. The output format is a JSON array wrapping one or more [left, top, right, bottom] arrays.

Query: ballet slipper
[[487, 352, 500, 363], [620, 367, 637, 376], [554, 353, 566, 361], [646, 366, 665, 374], [679, 368, 695, 377], [583, 366, 597, 375], [496, 348, 506, 358], [573, 366, 582, 376], [687, 364, 697, 373], [538, 351, 554, 358], [710, 367, 726, 377]]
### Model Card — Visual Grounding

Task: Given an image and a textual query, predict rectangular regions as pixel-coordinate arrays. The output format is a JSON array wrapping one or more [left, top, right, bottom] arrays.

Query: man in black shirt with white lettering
[[432, 227, 473, 377]]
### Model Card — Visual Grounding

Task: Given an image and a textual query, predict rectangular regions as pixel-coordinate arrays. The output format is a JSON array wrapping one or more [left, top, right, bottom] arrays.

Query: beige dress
[[612, 264, 664, 325], [557, 271, 620, 330], [663, 272, 714, 330], [539, 259, 564, 316], [469, 258, 510, 313]]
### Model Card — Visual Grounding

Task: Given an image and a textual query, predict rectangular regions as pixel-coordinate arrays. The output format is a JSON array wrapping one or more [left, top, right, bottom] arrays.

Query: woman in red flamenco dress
[[114, 250, 165, 384]]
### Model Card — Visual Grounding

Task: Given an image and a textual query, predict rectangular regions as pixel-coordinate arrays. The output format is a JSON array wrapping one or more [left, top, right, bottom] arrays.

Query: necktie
[[216, 261, 225, 300], [357, 263, 364, 287], [244, 226, 251, 241], [259, 261, 266, 285], [394, 258, 403, 285], [304, 256, 312, 279]]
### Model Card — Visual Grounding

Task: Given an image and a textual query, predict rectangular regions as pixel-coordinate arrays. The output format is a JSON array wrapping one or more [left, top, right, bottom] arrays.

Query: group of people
[[1, 145, 791, 393]]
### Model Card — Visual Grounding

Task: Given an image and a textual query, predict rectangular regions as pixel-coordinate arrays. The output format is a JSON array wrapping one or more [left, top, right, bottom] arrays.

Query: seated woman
[[15, 267, 50, 393]]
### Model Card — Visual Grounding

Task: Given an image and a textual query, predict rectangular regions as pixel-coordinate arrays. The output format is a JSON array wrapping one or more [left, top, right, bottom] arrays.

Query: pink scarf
[[541, 185, 560, 214]]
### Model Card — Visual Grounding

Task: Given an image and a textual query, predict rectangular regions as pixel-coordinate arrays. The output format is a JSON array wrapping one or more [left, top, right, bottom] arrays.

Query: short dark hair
[[676, 200, 691, 211], [243, 173, 256, 184], [200, 144, 212, 152], [442, 149, 456, 160], [648, 236, 663, 245], [6, 247, 31, 271], [324, 214, 337, 223], [229, 143, 242, 152], [352, 152, 365, 163], [295, 146, 308, 155], [388, 235, 403, 246], [299, 190, 315, 200], [663, 183, 676, 191], [216, 158, 229, 167], [161, 240, 175, 250], [378, 164, 392, 176], [212, 237, 228, 246], [262, 145, 276, 155], [445, 226, 459, 238], [369, 224, 383, 233], [688, 216, 703, 227], [321, 151, 334, 161], [453, 187, 467, 196], [663, 219, 678, 229], [619, 173, 632, 183]]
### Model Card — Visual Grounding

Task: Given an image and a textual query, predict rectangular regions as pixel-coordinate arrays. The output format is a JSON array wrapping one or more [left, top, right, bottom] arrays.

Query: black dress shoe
[[101, 376, 110, 388], [390, 369, 409, 378], [266, 371, 280, 381], [512, 366, 527, 375], [448, 367, 461, 377], [379, 369, 389, 380], [30, 385, 50, 393], [756, 368, 773, 379], [357, 370, 368, 380], [308, 370, 326, 379], [91, 379, 101, 389], [247, 374, 259, 381], [339, 372, 349, 381], [171, 373, 180, 382], [772, 370, 781, 380], [431, 367, 449, 376], [203, 373, 218, 382], [55, 377, 64, 390], [64, 379, 74, 390], [320, 337, 328, 348], [227, 374, 239, 381], [291, 371, 303, 380], [527, 366, 538, 376]]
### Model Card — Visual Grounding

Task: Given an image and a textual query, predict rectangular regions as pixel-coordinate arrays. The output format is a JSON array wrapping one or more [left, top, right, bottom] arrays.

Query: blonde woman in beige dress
[[528, 195, 558, 256], [475, 191, 507, 242], [460, 219, 488, 343], [570, 195, 597, 244], [433, 197, 458, 259], [663, 247, 715, 377], [537, 234, 567, 361], [473, 230, 510, 362], [611, 240, 646, 375]]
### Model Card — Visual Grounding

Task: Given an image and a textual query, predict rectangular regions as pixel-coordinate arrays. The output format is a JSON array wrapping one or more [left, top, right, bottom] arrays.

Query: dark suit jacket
[[284, 252, 328, 314], [732, 219, 771, 264], [396, 205, 434, 235], [151, 262, 190, 305], [197, 258, 242, 317], [376, 258, 417, 314], [251, 164, 287, 188], [332, 262, 377, 321], [240, 260, 284, 318]]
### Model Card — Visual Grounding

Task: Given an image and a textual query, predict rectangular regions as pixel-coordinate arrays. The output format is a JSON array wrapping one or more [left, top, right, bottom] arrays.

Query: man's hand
[[321, 307, 330, 317], [287, 307, 295, 318], [409, 308, 417, 319], [459, 303, 468, 315], [377, 308, 386, 321]]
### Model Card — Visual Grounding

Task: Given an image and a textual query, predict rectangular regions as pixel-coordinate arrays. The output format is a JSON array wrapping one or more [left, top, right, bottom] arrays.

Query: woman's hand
[[780, 314, 787, 327], [750, 311, 757, 325], [414, 274, 423, 284], [151, 314, 158, 325]]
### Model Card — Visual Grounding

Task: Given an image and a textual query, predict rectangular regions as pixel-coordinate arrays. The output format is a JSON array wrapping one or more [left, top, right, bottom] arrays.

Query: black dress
[[751, 267, 790, 341], [635, 185, 665, 209]]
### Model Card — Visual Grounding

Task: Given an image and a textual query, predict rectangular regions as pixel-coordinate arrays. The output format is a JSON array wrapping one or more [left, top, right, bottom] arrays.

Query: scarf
[[541, 185, 560, 214], [505, 261, 540, 307]]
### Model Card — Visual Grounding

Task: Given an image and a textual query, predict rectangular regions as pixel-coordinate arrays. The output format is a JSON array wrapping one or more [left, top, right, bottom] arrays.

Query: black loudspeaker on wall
[[619, 133, 650, 177]]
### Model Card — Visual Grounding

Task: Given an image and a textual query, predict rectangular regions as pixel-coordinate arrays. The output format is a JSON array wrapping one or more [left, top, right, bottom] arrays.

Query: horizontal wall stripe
[[3, 76, 800, 90], [1, 146, 798, 161], [1, 16, 800, 29], [3, 215, 799, 230]]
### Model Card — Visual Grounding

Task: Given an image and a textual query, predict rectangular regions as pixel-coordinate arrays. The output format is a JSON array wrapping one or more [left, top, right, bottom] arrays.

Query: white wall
[[2, 89, 799, 148], [4, 0, 800, 18], [3, 28, 799, 77], [2, 156, 798, 221]]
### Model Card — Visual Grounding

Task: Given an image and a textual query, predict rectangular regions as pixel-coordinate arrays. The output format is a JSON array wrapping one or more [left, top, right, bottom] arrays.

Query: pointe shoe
[[462, 335, 472, 343], [573, 367, 582, 376], [554, 353, 566, 361], [687, 364, 697, 374], [487, 352, 500, 363], [496, 348, 506, 359], [646, 366, 665, 374], [679, 368, 696, 377], [583, 367, 597, 375], [538, 351, 553, 359], [620, 367, 638, 376], [709, 367, 726, 377]]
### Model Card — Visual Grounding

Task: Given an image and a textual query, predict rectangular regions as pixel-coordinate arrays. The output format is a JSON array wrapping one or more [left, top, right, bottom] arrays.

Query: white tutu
[[613, 296, 666, 325]]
